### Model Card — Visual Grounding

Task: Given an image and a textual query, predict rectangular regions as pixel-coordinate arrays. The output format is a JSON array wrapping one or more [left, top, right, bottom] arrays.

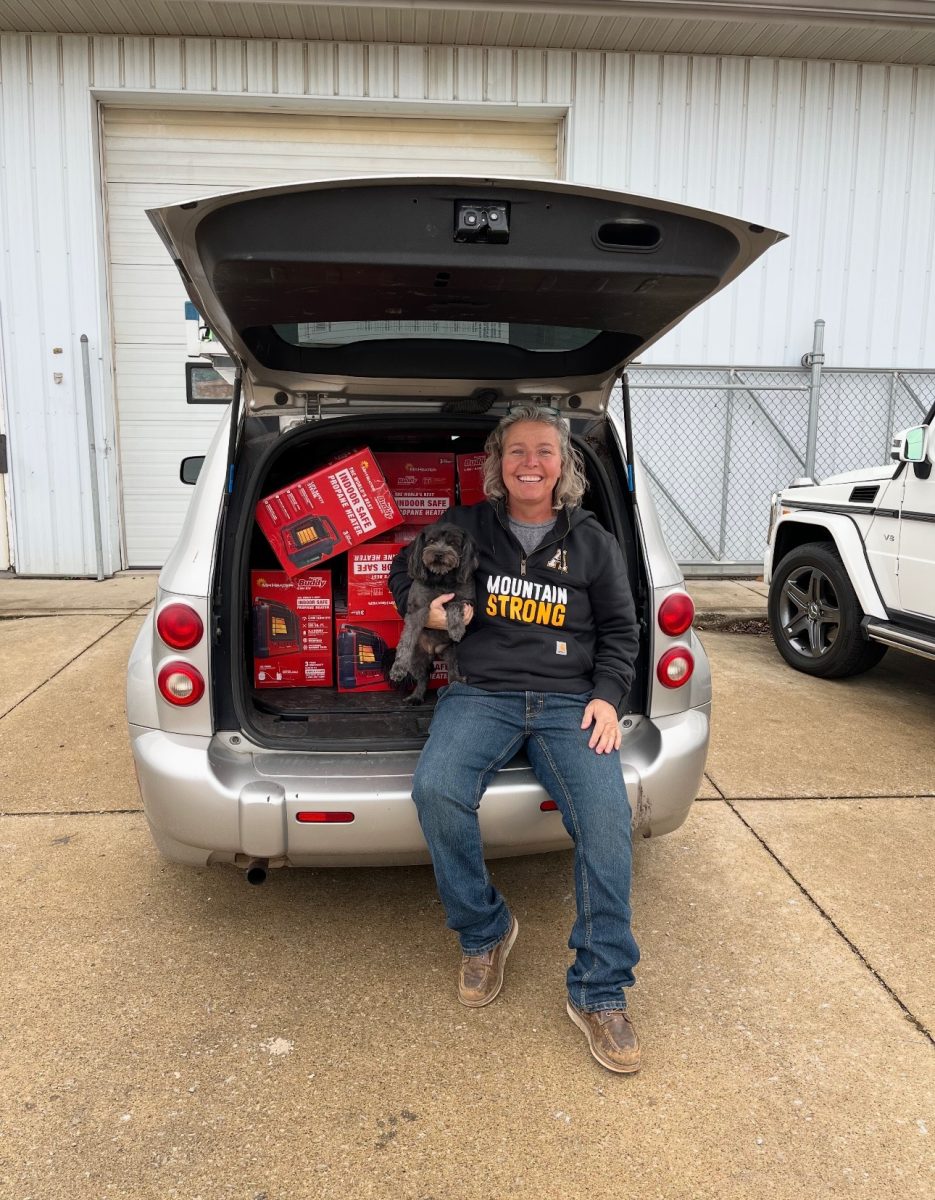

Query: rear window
[[273, 321, 599, 353]]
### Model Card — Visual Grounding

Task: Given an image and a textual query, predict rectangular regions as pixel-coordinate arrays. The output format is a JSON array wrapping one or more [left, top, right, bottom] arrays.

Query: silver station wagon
[[127, 176, 782, 881]]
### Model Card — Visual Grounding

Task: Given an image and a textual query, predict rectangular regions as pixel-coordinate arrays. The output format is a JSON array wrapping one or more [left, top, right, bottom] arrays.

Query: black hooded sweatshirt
[[388, 499, 640, 711]]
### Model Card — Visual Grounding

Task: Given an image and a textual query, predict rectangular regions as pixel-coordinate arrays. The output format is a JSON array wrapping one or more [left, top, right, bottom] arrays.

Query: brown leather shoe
[[458, 917, 519, 1008], [566, 1001, 641, 1073]]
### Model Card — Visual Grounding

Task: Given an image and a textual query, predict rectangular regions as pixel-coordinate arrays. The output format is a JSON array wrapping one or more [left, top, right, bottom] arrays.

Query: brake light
[[658, 592, 694, 636], [157, 661, 205, 706], [657, 647, 694, 688], [157, 603, 204, 650], [540, 800, 559, 811], [296, 812, 355, 823]]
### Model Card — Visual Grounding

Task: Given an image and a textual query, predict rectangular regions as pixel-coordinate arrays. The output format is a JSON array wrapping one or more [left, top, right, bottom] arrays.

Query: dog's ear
[[455, 533, 479, 585], [407, 529, 429, 581]]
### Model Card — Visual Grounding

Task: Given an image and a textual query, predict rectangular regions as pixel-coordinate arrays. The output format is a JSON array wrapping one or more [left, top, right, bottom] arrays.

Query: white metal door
[[101, 107, 560, 566]]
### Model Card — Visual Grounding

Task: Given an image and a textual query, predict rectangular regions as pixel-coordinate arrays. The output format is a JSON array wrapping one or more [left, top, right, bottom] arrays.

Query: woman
[[388, 404, 642, 1074]]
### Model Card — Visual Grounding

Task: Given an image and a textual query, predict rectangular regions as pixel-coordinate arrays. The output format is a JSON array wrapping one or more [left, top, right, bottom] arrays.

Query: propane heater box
[[256, 447, 402, 578], [251, 570, 333, 688], [456, 453, 487, 506], [346, 540, 409, 621], [375, 452, 455, 525]]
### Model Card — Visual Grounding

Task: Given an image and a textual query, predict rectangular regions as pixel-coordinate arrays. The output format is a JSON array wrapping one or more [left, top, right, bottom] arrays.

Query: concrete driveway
[[1, 576, 933, 1199]]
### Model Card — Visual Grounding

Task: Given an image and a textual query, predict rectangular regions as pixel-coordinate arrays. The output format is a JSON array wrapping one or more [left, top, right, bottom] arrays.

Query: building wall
[[1, 33, 934, 573]]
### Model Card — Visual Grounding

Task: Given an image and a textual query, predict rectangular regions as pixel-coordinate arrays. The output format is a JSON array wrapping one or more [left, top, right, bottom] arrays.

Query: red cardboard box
[[347, 541, 406, 621], [376, 452, 455, 525], [251, 570, 333, 688], [457, 452, 486, 506], [255, 448, 401, 578], [335, 617, 447, 693]]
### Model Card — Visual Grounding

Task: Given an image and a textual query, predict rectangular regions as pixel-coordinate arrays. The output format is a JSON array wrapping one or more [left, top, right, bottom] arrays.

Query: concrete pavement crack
[[722, 796, 935, 1049], [0, 603, 150, 722]]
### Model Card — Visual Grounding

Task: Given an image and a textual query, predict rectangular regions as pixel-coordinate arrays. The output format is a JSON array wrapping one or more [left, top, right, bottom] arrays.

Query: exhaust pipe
[[244, 858, 269, 886]]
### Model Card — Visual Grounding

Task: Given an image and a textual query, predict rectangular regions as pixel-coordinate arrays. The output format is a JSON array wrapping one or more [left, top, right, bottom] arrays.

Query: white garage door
[[101, 107, 561, 566]]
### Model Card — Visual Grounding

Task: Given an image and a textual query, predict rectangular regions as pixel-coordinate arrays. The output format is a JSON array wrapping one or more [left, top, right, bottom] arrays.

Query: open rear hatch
[[148, 175, 784, 411], [148, 177, 784, 747]]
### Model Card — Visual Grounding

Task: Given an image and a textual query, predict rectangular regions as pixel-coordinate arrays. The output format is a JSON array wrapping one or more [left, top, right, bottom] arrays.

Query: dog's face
[[411, 524, 476, 583]]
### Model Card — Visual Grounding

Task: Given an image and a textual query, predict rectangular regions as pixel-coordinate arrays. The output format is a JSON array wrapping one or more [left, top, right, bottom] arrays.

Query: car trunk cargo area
[[214, 411, 647, 750]]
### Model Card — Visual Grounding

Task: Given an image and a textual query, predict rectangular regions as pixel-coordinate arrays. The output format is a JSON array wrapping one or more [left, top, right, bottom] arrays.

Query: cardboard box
[[251, 570, 333, 688], [335, 617, 447, 694], [376, 452, 455, 525], [346, 541, 406, 621], [255, 448, 401, 578], [456, 452, 487, 506]]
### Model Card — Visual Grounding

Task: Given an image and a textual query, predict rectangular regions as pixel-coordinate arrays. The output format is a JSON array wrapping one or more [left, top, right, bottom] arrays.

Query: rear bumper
[[129, 706, 709, 868]]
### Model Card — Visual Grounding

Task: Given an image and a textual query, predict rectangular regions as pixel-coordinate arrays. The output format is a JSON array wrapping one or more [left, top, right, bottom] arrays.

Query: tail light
[[657, 647, 694, 688], [157, 661, 205, 706], [157, 603, 204, 650], [658, 592, 694, 636]]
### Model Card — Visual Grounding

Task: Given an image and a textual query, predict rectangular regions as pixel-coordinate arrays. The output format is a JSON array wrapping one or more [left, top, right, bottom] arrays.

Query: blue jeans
[[411, 682, 640, 1013]]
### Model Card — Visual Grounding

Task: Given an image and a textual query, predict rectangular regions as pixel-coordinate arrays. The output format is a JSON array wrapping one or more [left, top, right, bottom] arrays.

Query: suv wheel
[[768, 543, 887, 678]]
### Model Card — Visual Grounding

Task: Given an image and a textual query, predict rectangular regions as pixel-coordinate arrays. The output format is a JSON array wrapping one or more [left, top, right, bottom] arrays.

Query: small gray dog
[[389, 523, 478, 704]]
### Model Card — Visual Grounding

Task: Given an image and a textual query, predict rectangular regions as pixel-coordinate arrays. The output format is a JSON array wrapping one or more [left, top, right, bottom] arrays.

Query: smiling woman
[[387, 403, 646, 1072]]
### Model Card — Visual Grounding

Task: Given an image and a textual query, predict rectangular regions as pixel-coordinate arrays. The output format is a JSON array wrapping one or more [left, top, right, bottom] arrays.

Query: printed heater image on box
[[337, 626, 389, 689], [281, 514, 342, 568], [253, 600, 301, 657]]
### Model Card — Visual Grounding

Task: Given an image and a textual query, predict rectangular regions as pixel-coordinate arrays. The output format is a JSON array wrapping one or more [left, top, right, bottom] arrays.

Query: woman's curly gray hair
[[482, 404, 587, 510]]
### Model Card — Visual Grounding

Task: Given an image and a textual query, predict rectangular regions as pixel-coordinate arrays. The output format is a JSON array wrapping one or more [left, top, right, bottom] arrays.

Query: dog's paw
[[389, 660, 409, 684], [404, 690, 427, 705]]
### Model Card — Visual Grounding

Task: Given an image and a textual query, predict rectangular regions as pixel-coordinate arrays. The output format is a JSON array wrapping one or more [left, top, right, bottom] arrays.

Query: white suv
[[765, 416, 935, 677], [126, 176, 781, 878]]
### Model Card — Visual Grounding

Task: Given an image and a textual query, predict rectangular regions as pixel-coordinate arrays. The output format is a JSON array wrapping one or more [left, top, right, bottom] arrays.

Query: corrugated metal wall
[[1, 33, 934, 573]]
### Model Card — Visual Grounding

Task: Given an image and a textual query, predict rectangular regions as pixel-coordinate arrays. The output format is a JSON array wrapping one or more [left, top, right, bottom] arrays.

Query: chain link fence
[[615, 334, 935, 574]]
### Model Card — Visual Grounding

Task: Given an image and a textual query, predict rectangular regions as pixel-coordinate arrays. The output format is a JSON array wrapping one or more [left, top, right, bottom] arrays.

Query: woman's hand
[[581, 698, 621, 754], [425, 593, 474, 631]]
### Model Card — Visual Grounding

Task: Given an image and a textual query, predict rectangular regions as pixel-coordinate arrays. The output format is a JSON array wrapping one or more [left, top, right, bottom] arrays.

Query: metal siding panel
[[895, 70, 935, 362], [121, 35, 152, 88], [516, 49, 545, 104], [214, 37, 244, 92], [307, 42, 334, 97], [456, 47, 484, 102], [152, 36, 182, 90], [396, 45, 425, 101], [843, 65, 891, 365], [484, 48, 513, 104], [275, 40, 305, 97], [426, 46, 453, 101], [566, 50, 601, 184], [367, 42, 395, 100], [598, 51, 630, 191], [0, 36, 90, 574], [182, 35, 212, 90], [90, 35, 120, 87], [820, 63, 862, 367], [544, 49, 573, 105], [336, 42, 365, 98], [656, 55, 691, 201], [245, 39, 274, 94]]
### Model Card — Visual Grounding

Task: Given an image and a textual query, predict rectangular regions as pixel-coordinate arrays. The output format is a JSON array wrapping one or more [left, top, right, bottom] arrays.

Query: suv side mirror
[[891, 425, 931, 464], [180, 456, 204, 485]]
